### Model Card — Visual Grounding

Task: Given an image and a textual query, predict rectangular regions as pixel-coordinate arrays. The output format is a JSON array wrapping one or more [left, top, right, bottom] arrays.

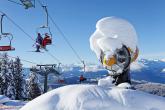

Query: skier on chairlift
[[42, 33, 52, 48], [36, 33, 43, 52], [35, 33, 52, 52]]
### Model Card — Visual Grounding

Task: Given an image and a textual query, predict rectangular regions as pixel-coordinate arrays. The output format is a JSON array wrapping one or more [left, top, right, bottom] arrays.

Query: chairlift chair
[[37, 5, 52, 45], [0, 14, 15, 51], [36, 25, 52, 45], [34, 5, 52, 52], [20, 0, 35, 9]]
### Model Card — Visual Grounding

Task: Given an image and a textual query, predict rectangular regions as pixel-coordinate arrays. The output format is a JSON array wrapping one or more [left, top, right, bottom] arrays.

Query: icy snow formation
[[90, 16, 138, 60], [21, 84, 165, 110]]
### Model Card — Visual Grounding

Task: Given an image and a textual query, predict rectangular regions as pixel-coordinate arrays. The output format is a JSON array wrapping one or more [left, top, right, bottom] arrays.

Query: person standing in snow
[[90, 17, 139, 86]]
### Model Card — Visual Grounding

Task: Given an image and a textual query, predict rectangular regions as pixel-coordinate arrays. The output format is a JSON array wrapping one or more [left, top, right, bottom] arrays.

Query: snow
[[90, 16, 138, 59], [130, 61, 147, 71], [161, 68, 165, 73], [0, 95, 26, 110], [21, 78, 165, 110], [83, 65, 104, 72], [0, 95, 10, 104], [117, 82, 132, 89], [98, 76, 114, 87], [160, 58, 165, 62]]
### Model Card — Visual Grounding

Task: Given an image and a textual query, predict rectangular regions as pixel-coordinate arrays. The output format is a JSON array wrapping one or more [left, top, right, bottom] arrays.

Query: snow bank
[[90, 16, 138, 59], [21, 84, 165, 110], [117, 82, 132, 89], [0, 95, 10, 104], [98, 76, 114, 87]]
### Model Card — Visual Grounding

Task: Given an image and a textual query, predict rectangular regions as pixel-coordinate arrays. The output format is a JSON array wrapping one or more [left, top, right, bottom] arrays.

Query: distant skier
[[90, 17, 139, 86], [79, 75, 87, 83]]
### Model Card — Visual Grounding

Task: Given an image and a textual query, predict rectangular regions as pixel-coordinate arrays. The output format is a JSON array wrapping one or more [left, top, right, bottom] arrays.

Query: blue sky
[[0, 0, 165, 67]]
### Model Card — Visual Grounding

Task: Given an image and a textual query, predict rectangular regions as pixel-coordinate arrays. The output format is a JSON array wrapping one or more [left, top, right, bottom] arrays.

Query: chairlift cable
[[6, 0, 24, 6], [46, 51, 61, 64], [5, 14, 35, 41], [36, 0, 83, 63], [50, 15, 83, 62], [0, 10, 61, 63], [0, 55, 38, 65]]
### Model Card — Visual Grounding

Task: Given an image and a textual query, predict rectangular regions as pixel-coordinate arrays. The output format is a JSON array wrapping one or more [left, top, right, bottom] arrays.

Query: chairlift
[[34, 6, 52, 52], [20, 0, 35, 9], [0, 14, 15, 51]]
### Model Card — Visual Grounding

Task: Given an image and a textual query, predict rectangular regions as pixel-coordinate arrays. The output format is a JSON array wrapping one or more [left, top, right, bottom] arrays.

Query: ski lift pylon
[[0, 14, 15, 51]]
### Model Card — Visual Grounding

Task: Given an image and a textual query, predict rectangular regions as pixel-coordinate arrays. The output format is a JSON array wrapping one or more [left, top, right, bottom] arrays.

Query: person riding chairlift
[[36, 33, 43, 52], [36, 33, 52, 52], [42, 33, 52, 47]]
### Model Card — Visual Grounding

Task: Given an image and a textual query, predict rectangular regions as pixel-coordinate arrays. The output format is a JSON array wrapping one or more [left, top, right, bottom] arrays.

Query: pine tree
[[12, 57, 25, 100], [0, 54, 26, 100], [0, 53, 11, 96], [27, 67, 42, 100], [7, 59, 16, 99]]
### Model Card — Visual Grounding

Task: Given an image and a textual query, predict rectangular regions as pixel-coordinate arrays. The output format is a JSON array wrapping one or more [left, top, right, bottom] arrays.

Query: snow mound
[[0, 95, 10, 104], [98, 76, 114, 87], [21, 85, 165, 110], [90, 16, 138, 59], [117, 82, 132, 89]]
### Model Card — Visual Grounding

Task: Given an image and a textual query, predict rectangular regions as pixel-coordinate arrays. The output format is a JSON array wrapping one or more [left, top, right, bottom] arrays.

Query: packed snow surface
[[21, 79, 165, 110], [0, 95, 10, 104], [90, 16, 138, 59]]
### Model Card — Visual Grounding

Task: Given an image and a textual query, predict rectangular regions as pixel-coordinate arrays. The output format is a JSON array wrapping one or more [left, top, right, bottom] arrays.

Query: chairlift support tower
[[31, 64, 60, 93]]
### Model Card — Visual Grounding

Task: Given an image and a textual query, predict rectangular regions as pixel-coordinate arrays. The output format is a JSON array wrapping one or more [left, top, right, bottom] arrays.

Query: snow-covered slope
[[60, 59, 165, 84], [0, 95, 10, 104], [21, 83, 165, 110], [26, 58, 165, 88], [131, 59, 165, 83], [0, 95, 26, 110]]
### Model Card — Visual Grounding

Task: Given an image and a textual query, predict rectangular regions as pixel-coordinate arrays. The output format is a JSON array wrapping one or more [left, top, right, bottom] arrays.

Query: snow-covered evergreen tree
[[12, 57, 25, 100], [27, 67, 42, 100], [0, 53, 11, 96], [0, 54, 26, 100], [7, 59, 16, 99]]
